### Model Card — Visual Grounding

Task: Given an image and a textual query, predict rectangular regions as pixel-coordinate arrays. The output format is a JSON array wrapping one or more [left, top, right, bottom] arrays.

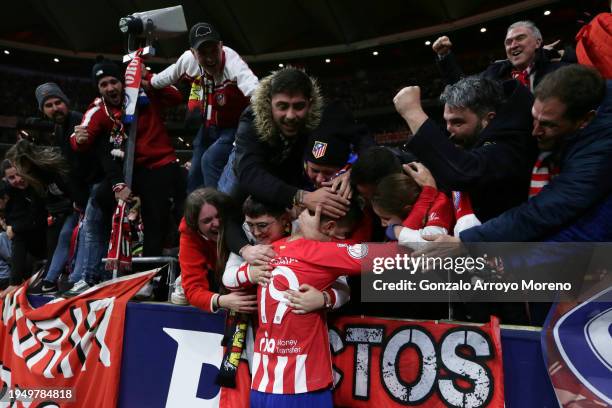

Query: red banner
[[329, 315, 505, 407], [0, 270, 155, 407]]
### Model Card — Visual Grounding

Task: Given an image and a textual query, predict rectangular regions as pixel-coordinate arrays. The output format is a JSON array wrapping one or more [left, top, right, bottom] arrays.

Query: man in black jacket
[[35, 82, 102, 208], [394, 76, 538, 222], [433, 20, 567, 91], [233, 68, 352, 218]]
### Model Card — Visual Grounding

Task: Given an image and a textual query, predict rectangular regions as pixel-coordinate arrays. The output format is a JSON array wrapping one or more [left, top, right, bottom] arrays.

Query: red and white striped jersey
[[237, 238, 367, 394]]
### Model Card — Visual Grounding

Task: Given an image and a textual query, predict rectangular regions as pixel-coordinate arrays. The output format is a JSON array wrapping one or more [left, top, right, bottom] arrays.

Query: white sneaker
[[62, 280, 91, 298], [133, 282, 154, 300], [170, 276, 188, 305]]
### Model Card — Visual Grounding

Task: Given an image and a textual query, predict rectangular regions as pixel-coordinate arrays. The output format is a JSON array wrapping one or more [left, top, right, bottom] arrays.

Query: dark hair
[[5, 140, 68, 194], [242, 196, 288, 218], [184, 188, 235, 232], [351, 147, 402, 186], [440, 76, 504, 117], [320, 198, 364, 231], [269, 67, 313, 99], [184, 188, 237, 276], [534, 65, 605, 121], [371, 173, 421, 219], [1, 159, 13, 175]]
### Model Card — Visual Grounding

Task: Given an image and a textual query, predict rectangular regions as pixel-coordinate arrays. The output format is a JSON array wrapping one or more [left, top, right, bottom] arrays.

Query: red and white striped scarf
[[529, 151, 560, 197], [106, 200, 132, 274]]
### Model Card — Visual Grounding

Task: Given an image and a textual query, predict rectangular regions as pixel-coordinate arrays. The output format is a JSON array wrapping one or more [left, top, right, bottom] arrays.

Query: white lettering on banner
[[329, 329, 344, 388], [163, 328, 223, 408], [439, 330, 493, 407], [331, 324, 495, 406], [345, 327, 384, 399], [1, 293, 114, 381], [382, 328, 437, 403]]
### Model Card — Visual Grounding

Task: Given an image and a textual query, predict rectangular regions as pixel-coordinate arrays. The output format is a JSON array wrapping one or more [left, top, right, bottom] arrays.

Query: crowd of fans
[[0, 12, 610, 406]]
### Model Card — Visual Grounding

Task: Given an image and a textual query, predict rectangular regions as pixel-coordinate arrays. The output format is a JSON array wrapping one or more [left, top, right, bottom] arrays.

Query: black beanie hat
[[305, 101, 364, 166], [92, 56, 123, 87]]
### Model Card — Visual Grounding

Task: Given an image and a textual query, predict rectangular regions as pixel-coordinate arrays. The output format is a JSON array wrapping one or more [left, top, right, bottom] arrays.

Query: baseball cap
[[189, 23, 221, 50]]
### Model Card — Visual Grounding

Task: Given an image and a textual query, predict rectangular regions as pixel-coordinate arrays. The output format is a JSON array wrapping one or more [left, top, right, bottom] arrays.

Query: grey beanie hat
[[35, 82, 70, 111]]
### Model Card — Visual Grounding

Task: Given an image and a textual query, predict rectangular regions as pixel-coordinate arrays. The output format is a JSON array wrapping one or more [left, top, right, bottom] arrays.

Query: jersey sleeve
[[296, 240, 366, 277]]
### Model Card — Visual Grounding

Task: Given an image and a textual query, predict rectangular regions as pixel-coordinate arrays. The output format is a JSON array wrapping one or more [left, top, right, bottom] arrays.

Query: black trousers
[[132, 162, 186, 257], [10, 228, 47, 285]]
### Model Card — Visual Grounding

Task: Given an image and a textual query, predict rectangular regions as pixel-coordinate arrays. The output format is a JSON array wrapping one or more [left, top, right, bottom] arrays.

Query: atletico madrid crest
[[312, 141, 327, 159]]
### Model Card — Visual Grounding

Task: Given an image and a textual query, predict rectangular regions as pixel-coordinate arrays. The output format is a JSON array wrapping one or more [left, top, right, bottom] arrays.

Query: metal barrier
[[102, 256, 178, 301]]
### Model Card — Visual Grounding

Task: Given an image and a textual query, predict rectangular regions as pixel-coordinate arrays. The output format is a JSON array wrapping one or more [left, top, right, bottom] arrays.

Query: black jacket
[[56, 110, 103, 207], [461, 80, 612, 242], [5, 185, 47, 235], [437, 48, 568, 89], [407, 80, 538, 221]]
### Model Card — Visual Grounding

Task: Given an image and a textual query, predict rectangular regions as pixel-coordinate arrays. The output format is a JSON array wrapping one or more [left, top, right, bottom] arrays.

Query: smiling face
[[198, 203, 221, 241], [42, 97, 69, 124], [193, 41, 223, 76], [305, 161, 340, 188], [4, 166, 27, 190], [271, 92, 311, 137], [97, 76, 123, 107], [245, 214, 288, 245], [531, 97, 586, 151], [505, 25, 542, 71]]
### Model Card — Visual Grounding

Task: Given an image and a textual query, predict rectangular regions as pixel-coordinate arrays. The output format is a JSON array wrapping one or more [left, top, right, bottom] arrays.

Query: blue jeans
[[187, 126, 206, 193], [201, 126, 237, 189], [218, 146, 238, 195], [69, 183, 109, 284], [45, 212, 78, 283]]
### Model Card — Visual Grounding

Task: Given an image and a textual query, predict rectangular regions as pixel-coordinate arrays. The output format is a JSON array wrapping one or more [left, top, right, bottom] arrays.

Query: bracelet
[[214, 294, 221, 310]]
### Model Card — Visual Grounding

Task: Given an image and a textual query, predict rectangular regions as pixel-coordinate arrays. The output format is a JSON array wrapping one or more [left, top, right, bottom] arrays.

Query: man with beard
[[34, 83, 100, 208], [394, 76, 538, 222], [432, 20, 567, 91], [225, 68, 352, 262], [69, 59, 184, 294], [149, 22, 259, 191]]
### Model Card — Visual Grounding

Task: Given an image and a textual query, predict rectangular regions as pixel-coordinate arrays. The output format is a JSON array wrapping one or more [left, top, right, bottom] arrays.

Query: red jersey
[[236, 238, 368, 394]]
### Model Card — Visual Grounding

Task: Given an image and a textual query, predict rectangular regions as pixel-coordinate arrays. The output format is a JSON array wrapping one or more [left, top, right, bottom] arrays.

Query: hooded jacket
[[461, 80, 612, 242], [233, 69, 323, 207], [407, 80, 538, 222]]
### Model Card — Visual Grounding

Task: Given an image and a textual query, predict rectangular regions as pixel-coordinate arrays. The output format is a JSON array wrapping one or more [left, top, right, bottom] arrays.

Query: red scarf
[[511, 64, 533, 87], [529, 151, 560, 197], [106, 201, 132, 274]]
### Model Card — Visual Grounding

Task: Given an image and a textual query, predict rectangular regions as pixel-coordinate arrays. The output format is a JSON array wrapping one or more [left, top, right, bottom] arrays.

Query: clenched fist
[[393, 86, 422, 118], [432, 36, 452, 57], [73, 125, 89, 145], [393, 86, 428, 134]]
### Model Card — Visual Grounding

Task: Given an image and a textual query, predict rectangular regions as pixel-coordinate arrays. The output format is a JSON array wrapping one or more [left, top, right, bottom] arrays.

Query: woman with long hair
[[179, 187, 257, 313], [5, 140, 76, 294]]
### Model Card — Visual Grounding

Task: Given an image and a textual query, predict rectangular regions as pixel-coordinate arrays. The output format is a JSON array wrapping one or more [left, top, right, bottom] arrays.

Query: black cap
[[189, 23, 221, 50], [92, 57, 123, 87]]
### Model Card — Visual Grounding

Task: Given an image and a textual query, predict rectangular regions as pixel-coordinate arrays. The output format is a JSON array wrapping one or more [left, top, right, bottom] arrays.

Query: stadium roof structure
[[0, 0, 562, 63]]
